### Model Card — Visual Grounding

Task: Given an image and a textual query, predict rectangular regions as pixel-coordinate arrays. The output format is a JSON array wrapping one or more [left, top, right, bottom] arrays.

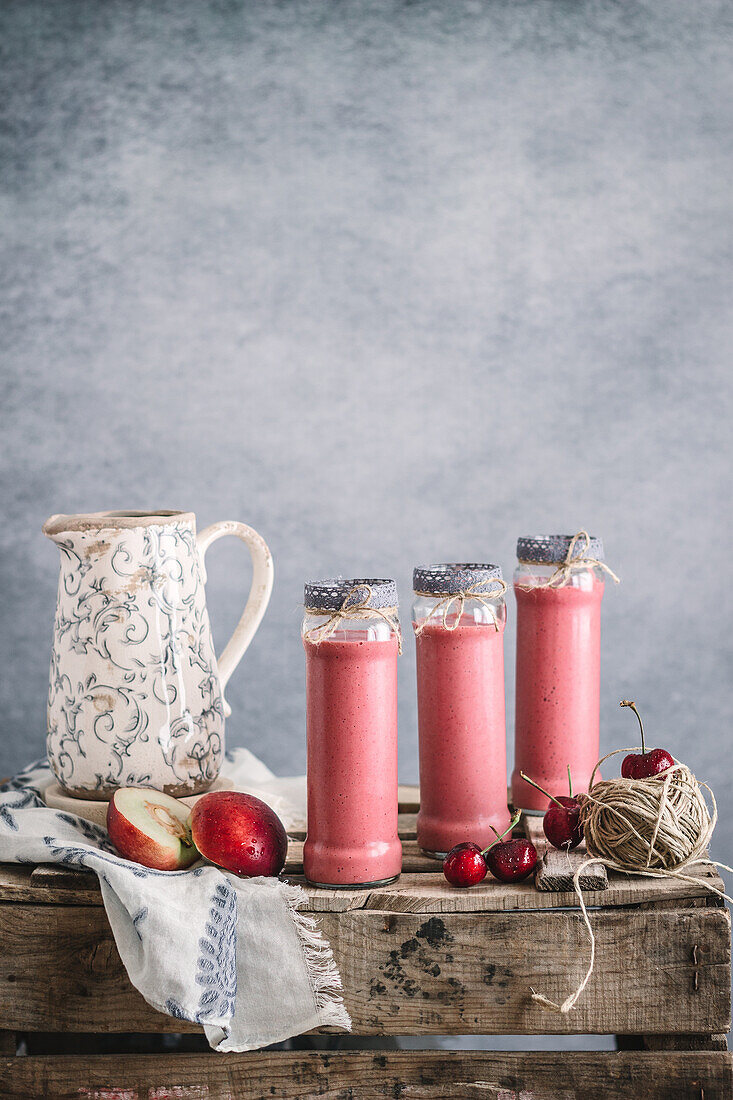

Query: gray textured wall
[[1, 0, 732, 900]]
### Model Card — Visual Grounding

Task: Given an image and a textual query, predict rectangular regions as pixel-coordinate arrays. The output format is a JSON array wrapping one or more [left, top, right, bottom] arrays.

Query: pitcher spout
[[43, 514, 74, 543]]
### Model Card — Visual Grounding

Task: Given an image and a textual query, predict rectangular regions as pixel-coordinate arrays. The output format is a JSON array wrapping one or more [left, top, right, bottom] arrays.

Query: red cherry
[[442, 842, 487, 887], [620, 753, 637, 779], [519, 770, 584, 850], [635, 747, 675, 777], [620, 701, 674, 780], [542, 795, 583, 850], [621, 748, 675, 779], [442, 811, 526, 888], [485, 837, 538, 883]]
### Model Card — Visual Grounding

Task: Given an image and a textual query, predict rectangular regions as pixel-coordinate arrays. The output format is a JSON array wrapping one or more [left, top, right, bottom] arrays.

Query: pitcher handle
[[196, 521, 274, 716]]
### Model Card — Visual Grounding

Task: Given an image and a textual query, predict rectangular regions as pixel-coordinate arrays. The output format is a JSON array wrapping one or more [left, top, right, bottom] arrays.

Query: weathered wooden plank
[[23, 840, 436, 895], [644, 1032, 729, 1050], [30, 865, 97, 892], [536, 851, 608, 892], [0, 903, 728, 1036], [616, 1032, 730, 1051], [295, 869, 725, 913], [3, 861, 725, 914], [324, 906, 731, 1037], [398, 784, 420, 813], [285, 811, 418, 844], [0, 1050, 730, 1100], [524, 815, 609, 892], [0, 865, 102, 906]]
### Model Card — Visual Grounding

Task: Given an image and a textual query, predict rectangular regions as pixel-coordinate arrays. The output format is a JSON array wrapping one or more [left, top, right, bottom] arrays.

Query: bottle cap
[[304, 578, 398, 611], [516, 534, 604, 564], [413, 563, 504, 595]]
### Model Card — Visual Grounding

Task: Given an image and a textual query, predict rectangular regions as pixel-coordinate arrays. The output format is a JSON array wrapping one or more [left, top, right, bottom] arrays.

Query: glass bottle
[[512, 534, 608, 813], [302, 579, 402, 887], [413, 564, 510, 857]]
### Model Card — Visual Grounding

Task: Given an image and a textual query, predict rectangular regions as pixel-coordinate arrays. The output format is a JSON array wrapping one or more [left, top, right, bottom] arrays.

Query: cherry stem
[[519, 772, 566, 809], [620, 699, 645, 755], [481, 810, 522, 855], [567, 765, 573, 799]]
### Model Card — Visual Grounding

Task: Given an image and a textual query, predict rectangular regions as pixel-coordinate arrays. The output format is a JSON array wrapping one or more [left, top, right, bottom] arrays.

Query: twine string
[[518, 529, 621, 590], [583, 765, 716, 871], [303, 583, 403, 654], [413, 578, 508, 636], [532, 753, 733, 1014]]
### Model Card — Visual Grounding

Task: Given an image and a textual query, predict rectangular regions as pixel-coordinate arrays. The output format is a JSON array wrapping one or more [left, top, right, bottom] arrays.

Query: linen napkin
[[0, 753, 350, 1052]]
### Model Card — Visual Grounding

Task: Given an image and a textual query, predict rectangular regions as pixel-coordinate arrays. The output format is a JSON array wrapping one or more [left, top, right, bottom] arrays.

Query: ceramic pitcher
[[43, 510, 273, 799]]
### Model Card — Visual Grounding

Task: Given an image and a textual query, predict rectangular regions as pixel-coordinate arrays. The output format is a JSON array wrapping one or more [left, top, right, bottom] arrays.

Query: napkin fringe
[[282, 882, 353, 1033]]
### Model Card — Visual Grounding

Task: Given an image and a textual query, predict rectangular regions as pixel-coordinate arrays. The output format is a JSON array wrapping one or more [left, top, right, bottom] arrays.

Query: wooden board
[[286, 811, 418, 843], [524, 816, 609, 892], [398, 784, 420, 813], [295, 867, 724, 913], [0, 797, 729, 1045], [0, 1050, 731, 1099], [3, 854, 725, 914], [0, 901, 728, 1036], [536, 851, 609, 892], [0, 792, 725, 914]]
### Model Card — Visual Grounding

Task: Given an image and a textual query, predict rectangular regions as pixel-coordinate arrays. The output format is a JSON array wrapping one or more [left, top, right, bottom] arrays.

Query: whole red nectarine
[[190, 791, 288, 878]]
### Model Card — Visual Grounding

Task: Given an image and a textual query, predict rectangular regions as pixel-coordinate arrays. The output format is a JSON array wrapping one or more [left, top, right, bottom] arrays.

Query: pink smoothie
[[415, 617, 511, 855], [303, 633, 402, 887], [512, 578, 604, 812]]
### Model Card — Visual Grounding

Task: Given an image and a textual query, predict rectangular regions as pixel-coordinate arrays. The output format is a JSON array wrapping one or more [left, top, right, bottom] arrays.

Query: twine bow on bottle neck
[[303, 583, 403, 654], [518, 530, 620, 590], [413, 578, 508, 635]]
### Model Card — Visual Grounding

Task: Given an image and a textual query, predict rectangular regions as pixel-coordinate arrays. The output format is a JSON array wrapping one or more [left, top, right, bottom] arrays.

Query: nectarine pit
[[145, 800, 193, 845]]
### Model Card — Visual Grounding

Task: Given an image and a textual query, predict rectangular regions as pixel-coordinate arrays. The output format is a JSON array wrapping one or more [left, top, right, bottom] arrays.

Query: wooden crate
[[0, 789, 730, 1098]]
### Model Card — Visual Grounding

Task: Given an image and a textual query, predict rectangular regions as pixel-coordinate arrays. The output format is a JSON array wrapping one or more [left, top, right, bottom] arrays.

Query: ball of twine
[[581, 761, 715, 873], [531, 750, 730, 1016]]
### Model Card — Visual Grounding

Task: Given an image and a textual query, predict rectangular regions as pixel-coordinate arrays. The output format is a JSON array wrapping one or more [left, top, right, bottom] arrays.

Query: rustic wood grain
[[398, 784, 420, 813], [0, 864, 102, 906], [524, 815, 609, 892], [2, 779, 728, 1094], [6, 861, 726, 915], [294, 869, 725, 914], [0, 902, 728, 1036], [30, 865, 97, 892], [322, 906, 731, 1037], [0, 1050, 730, 1099], [641, 1032, 729, 1050], [536, 850, 608, 892]]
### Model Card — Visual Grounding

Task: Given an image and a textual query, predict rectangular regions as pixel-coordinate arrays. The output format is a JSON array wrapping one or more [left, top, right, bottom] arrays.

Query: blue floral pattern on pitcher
[[45, 517, 225, 796]]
